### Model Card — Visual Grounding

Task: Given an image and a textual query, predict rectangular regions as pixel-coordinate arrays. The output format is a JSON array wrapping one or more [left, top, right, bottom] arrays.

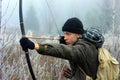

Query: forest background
[[0, 0, 120, 80]]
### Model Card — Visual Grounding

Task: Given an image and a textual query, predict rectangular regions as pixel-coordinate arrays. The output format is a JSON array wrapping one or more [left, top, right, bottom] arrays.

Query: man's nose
[[64, 36, 67, 40]]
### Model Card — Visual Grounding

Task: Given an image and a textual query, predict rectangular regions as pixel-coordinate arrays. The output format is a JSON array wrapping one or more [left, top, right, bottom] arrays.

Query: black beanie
[[62, 17, 84, 34]]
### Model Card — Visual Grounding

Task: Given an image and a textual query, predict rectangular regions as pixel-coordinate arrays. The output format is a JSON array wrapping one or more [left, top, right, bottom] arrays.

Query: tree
[[114, 0, 120, 35], [99, 0, 113, 33], [0, 0, 2, 32], [85, 10, 101, 29], [24, 5, 40, 35], [99, 0, 120, 34]]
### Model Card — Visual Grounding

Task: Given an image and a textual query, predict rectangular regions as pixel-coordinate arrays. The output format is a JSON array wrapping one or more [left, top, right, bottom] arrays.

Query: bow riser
[[19, 0, 36, 80]]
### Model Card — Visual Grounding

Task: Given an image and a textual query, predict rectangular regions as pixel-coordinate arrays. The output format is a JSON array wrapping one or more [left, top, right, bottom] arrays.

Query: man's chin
[[66, 42, 71, 45], [66, 42, 69, 45]]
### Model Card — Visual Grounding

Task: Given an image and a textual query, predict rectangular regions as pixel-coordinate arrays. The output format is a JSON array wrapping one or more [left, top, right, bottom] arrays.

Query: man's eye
[[66, 33, 71, 35], [66, 33, 71, 36]]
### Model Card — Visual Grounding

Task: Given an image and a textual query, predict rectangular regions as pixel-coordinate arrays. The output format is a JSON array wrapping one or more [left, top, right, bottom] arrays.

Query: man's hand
[[20, 37, 35, 51], [59, 36, 66, 44], [61, 66, 72, 79]]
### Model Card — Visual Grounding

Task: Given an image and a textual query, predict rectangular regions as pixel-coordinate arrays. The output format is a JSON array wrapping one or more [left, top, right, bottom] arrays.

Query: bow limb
[[19, 0, 36, 80]]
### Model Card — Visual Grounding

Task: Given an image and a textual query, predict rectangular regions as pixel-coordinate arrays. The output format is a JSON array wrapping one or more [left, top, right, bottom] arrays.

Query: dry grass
[[0, 30, 120, 80], [0, 31, 69, 80]]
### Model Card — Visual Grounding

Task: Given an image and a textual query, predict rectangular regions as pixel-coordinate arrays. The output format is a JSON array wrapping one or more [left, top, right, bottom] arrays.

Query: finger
[[64, 73, 72, 79], [65, 70, 72, 75]]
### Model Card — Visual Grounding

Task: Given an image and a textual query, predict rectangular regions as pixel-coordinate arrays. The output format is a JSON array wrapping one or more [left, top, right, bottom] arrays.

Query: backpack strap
[[78, 65, 93, 80]]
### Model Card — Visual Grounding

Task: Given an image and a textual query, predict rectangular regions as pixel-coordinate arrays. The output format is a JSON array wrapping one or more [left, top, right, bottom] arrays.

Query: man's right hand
[[59, 36, 66, 44], [61, 66, 72, 79], [20, 37, 35, 51]]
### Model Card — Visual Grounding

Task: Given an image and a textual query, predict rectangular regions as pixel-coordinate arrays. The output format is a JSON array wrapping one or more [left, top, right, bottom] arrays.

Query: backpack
[[81, 28, 119, 80], [79, 47, 119, 80], [96, 48, 119, 80]]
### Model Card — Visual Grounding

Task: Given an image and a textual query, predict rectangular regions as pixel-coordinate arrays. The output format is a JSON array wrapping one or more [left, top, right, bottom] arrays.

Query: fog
[[1, 0, 120, 80], [2, 0, 105, 36]]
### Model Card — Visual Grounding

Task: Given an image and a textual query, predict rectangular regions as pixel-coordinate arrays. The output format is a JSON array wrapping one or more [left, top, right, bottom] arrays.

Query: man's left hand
[[20, 37, 35, 51]]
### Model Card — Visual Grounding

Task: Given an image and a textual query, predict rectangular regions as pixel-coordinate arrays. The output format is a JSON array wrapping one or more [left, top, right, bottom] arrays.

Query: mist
[[1, 0, 105, 36], [1, 0, 120, 80]]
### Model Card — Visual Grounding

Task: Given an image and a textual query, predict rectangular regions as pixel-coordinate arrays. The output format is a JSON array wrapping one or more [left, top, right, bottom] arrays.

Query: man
[[20, 17, 99, 80]]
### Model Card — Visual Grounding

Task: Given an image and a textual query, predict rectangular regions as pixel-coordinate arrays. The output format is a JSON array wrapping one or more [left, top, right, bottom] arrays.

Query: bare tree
[[0, 0, 2, 32]]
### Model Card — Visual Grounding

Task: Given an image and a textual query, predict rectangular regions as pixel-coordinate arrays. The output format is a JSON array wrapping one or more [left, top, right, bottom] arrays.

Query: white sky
[[2, 0, 102, 35], [1, 0, 102, 30]]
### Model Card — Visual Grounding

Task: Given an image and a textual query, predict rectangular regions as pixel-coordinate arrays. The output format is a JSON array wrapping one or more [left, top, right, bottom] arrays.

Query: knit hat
[[62, 17, 84, 34]]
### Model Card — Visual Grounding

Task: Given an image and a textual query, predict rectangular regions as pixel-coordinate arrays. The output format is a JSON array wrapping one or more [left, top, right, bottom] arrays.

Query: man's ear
[[77, 34, 82, 38]]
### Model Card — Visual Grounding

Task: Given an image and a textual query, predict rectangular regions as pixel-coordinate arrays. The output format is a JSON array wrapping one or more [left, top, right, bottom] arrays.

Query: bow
[[19, 0, 36, 80]]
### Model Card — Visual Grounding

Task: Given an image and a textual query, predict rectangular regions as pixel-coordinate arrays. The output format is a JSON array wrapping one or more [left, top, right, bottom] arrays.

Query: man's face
[[64, 31, 81, 45]]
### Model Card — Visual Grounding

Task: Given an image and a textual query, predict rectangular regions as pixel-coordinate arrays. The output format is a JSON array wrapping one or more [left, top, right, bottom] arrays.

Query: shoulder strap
[[78, 65, 93, 80]]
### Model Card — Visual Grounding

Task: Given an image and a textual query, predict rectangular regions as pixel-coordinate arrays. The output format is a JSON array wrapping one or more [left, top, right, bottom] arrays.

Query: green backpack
[[82, 28, 119, 80]]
